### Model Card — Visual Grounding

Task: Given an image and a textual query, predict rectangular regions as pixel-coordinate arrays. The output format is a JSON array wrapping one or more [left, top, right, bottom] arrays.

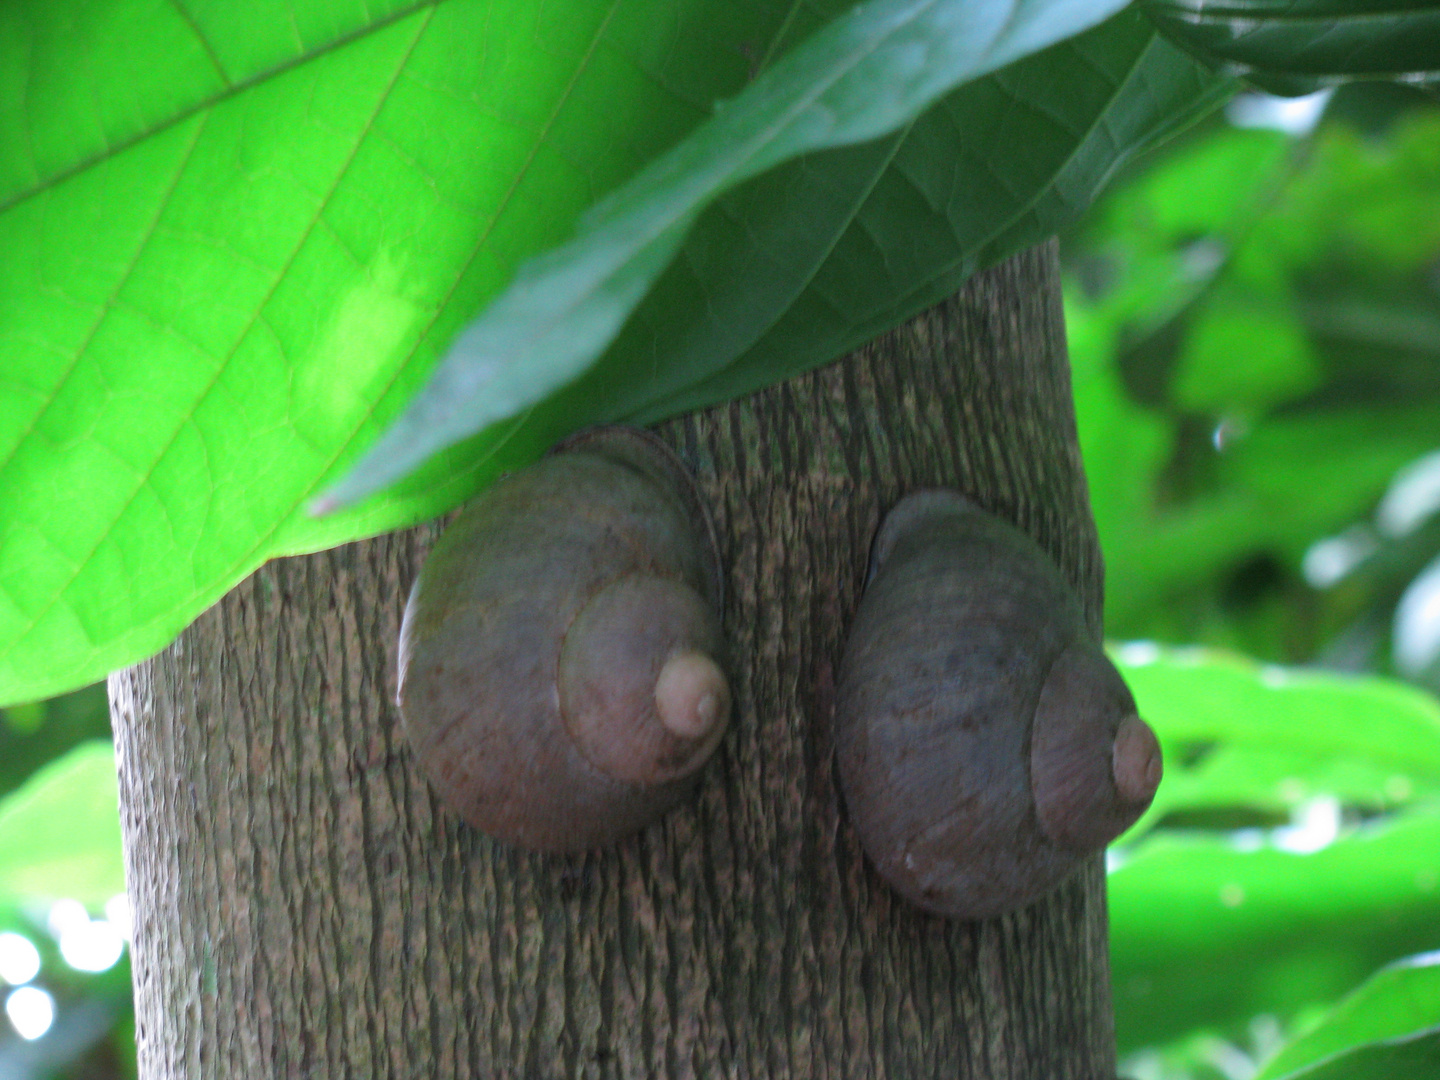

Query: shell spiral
[[834, 491, 1161, 918], [397, 427, 730, 852]]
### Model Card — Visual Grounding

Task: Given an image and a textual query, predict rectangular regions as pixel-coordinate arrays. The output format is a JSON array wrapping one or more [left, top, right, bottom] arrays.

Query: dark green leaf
[[632, 14, 1234, 422], [1142, 0, 1440, 94], [317, 0, 1138, 511]]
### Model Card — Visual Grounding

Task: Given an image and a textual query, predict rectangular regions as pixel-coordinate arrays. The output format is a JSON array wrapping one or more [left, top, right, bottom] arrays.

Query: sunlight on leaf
[[0, 741, 123, 909], [1256, 951, 1440, 1078]]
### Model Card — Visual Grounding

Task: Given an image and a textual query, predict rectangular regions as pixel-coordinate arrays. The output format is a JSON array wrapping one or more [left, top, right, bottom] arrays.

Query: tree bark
[[110, 240, 1116, 1079]]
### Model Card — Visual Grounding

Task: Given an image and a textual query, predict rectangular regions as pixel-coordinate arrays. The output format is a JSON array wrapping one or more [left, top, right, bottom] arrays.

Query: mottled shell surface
[[397, 427, 728, 852], [835, 491, 1160, 918]]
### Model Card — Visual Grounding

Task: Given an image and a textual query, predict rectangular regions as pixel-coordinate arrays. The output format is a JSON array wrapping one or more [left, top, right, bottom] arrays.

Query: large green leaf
[[1112, 806, 1440, 1051], [1142, 0, 1440, 94], [0, 0, 795, 704], [1115, 643, 1440, 835], [0, 740, 124, 908], [630, 14, 1232, 423], [317, 0, 1139, 511], [1256, 951, 1440, 1078], [0, 0, 1232, 706], [1109, 646, 1440, 1050], [1118, 646, 1440, 817]]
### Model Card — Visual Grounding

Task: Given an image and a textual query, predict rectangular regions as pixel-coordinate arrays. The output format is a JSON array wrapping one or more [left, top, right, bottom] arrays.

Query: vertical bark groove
[[112, 240, 1116, 1078]]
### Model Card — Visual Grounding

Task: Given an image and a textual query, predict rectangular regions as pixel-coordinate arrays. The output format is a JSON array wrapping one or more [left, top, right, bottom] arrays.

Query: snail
[[397, 426, 730, 852], [834, 490, 1161, 919]]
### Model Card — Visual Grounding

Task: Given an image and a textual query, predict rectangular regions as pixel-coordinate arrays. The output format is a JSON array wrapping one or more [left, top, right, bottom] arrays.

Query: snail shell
[[397, 426, 730, 852], [835, 491, 1161, 918]]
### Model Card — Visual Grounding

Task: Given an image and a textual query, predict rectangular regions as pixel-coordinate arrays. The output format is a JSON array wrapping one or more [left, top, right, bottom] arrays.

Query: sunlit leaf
[[0, 0, 1231, 706], [1109, 646, 1440, 1050], [1112, 805, 1440, 1051], [0, 0, 796, 704], [1267, 1027, 1440, 1079], [0, 741, 123, 908], [1256, 951, 1440, 1078], [1116, 647, 1440, 818], [1172, 293, 1323, 413]]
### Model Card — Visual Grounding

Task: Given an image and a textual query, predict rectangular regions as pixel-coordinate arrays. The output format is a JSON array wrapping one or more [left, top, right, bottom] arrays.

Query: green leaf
[[1141, 0, 1440, 94], [0, 0, 794, 705], [1112, 806, 1440, 1051], [1116, 646, 1440, 819], [0, 1, 1230, 706], [0, 740, 123, 908], [0, 683, 113, 802], [317, 0, 1138, 512], [1172, 292, 1323, 413], [1109, 646, 1440, 1050], [631, 14, 1234, 422], [1268, 1028, 1440, 1080], [1257, 952, 1440, 1078]]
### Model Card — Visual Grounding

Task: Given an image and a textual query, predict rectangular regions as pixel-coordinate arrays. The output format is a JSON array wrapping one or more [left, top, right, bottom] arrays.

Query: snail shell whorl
[[835, 490, 1161, 918], [397, 426, 729, 852]]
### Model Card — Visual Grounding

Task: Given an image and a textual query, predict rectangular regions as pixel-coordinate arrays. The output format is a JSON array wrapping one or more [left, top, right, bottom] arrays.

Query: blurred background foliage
[[2, 76, 1439, 1080], [1066, 77, 1440, 1078]]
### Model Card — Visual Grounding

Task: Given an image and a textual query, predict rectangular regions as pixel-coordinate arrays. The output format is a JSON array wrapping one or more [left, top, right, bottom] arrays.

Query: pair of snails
[[396, 427, 1161, 918]]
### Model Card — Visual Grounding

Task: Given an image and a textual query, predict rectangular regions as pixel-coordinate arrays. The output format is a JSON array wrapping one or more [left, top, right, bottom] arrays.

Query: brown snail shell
[[834, 490, 1161, 918], [397, 426, 730, 852]]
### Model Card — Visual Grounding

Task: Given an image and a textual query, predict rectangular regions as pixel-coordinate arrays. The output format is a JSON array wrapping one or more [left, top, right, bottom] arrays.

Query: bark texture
[[111, 241, 1117, 1079]]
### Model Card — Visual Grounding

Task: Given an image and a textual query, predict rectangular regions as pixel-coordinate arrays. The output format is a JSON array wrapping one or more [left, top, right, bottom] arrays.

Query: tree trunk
[[110, 240, 1116, 1078]]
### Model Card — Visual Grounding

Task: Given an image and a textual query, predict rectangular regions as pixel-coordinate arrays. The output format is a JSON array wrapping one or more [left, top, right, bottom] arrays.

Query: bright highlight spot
[[58, 919, 124, 974], [1379, 449, 1440, 537], [5, 986, 55, 1041], [1211, 416, 1248, 452], [1302, 527, 1376, 588], [46, 899, 89, 939], [1229, 829, 1264, 853], [104, 895, 133, 942], [1395, 556, 1440, 677], [1385, 775, 1414, 802], [0, 932, 41, 985], [48, 898, 126, 974], [1227, 89, 1334, 135], [1272, 796, 1341, 855], [1259, 665, 1292, 688], [1115, 641, 1161, 667]]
